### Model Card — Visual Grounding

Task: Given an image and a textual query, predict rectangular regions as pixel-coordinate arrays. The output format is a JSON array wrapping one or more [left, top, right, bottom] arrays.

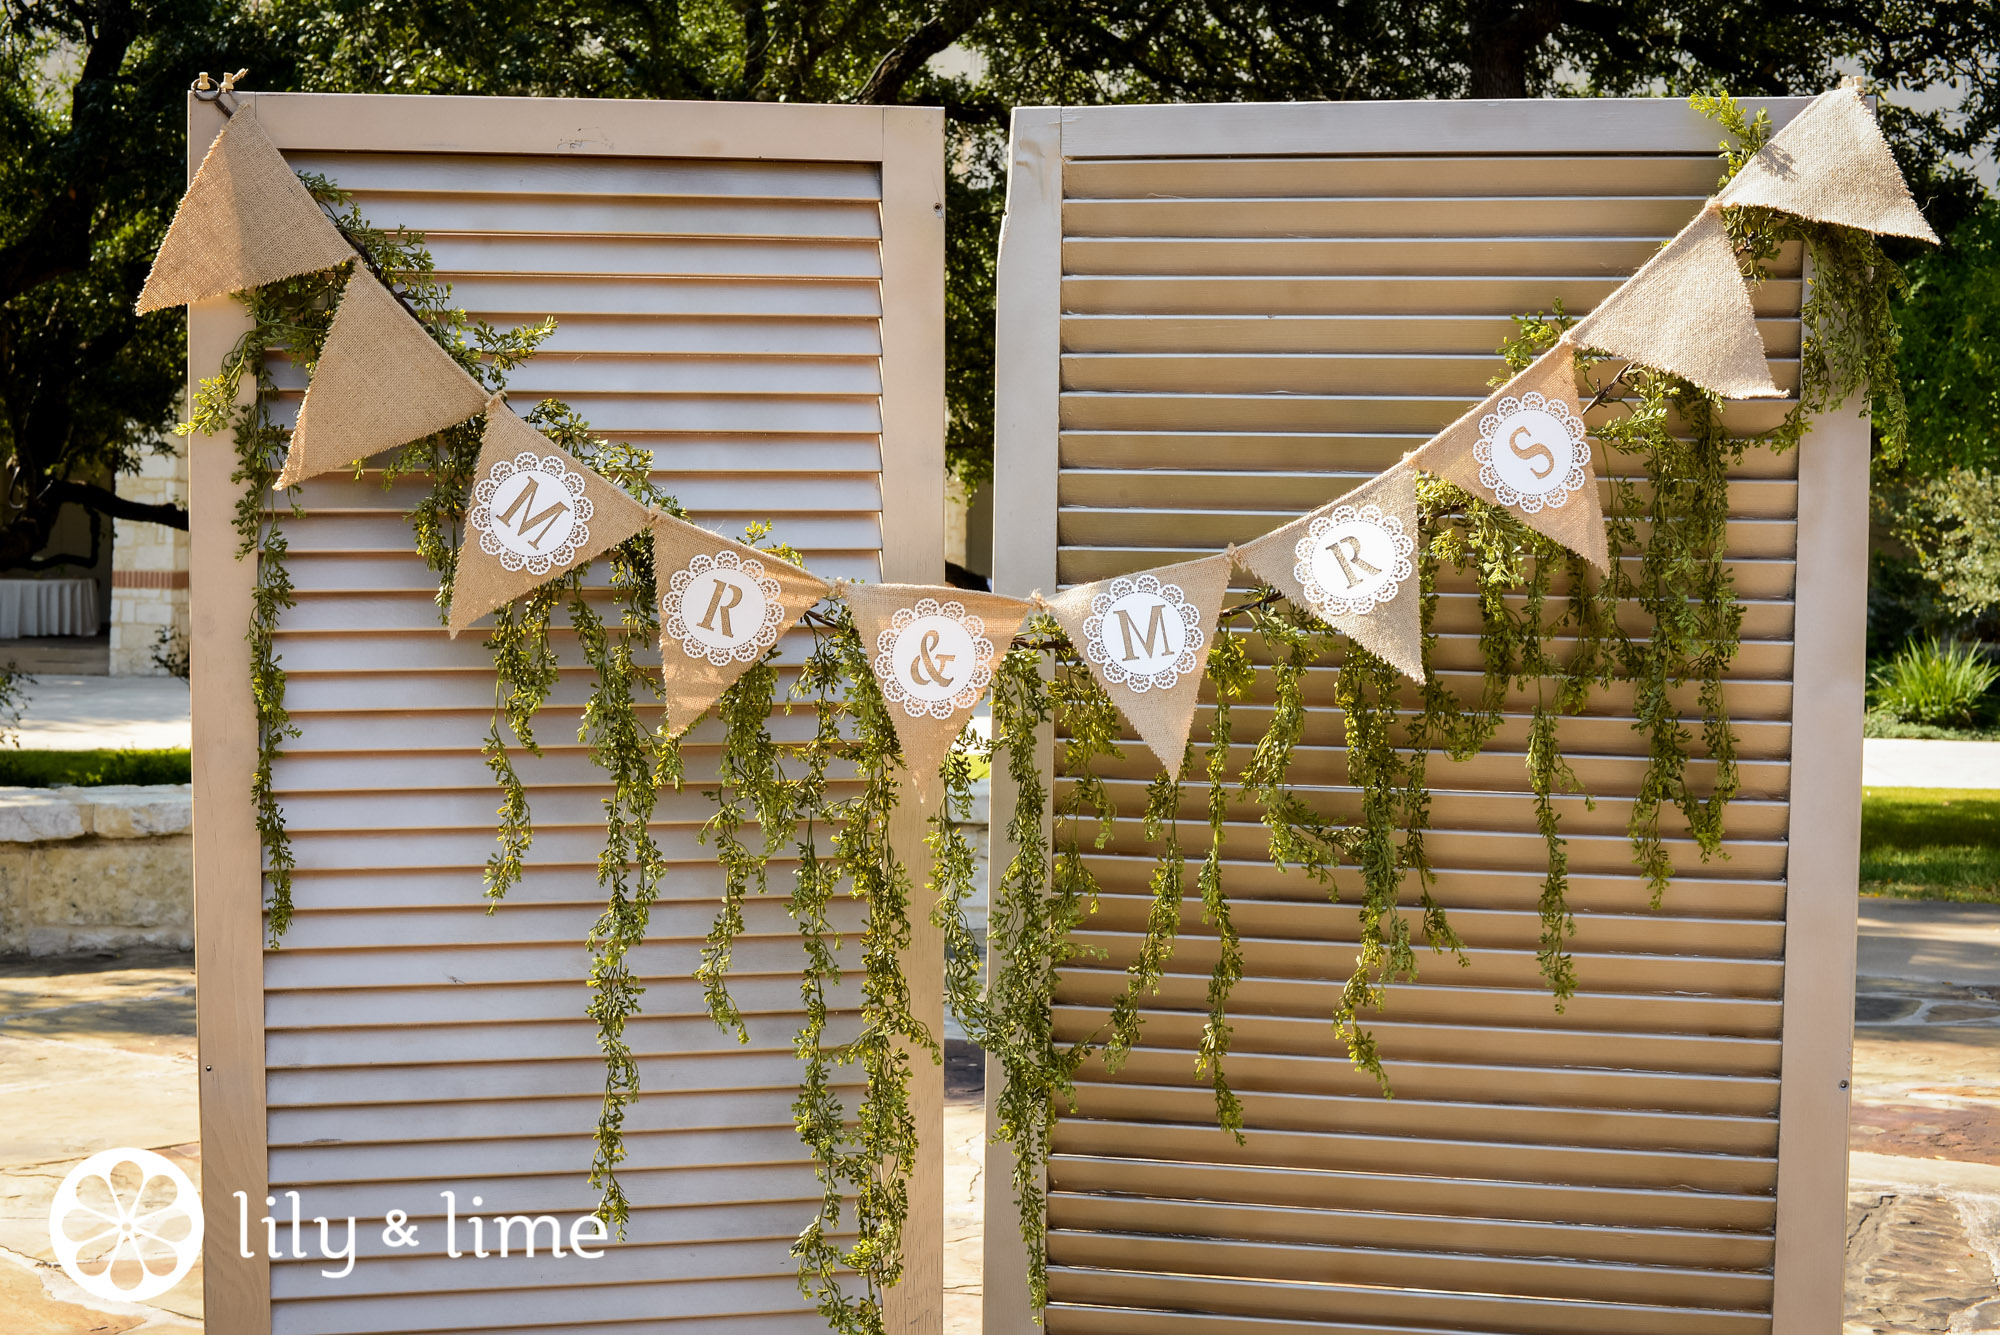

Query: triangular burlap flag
[[1567, 207, 1781, 399], [1407, 342, 1611, 573], [841, 583, 1034, 788], [653, 514, 829, 733], [277, 267, 491, 488], [137, 111, 356, 314], [1045, 553, 1233, 771], [1236, 465, 1425, 684], [447, 406, 655, 636], [1717, 86, 1937, 243]]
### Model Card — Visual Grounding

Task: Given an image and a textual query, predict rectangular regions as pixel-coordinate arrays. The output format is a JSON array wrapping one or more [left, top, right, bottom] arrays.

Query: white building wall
[[111, 443, 189, 675]]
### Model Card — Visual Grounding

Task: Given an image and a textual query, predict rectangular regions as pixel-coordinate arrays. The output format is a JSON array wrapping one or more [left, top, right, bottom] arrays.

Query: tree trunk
[[1466, 0, 1560, 99], [0, 0, 138, 304], [854, 0, 992, 104]]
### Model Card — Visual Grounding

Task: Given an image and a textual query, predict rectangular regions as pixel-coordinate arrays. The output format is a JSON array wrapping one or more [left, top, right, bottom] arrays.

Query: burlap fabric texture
[[447, 405, 656, 636], [652, 513, 829, 734], [136, 110, 355, 315], [840, 583, 1033, 792], [1568, 207, 1780, 400], [1718, 85, 1938, 243], [1236, 464, 1426, 683], [278, 268, 491, 488], [1044, 551, 1234, 771], [1408, 342, 1611, 574]]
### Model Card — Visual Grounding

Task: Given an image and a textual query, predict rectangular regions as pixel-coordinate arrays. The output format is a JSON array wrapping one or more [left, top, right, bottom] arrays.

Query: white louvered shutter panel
[[189, 94, 942, 1335], [989, 99, 1865, 1335]]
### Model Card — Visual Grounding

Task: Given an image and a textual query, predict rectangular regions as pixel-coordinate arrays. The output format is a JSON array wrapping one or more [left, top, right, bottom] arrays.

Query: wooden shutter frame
[[188, 91, 945, 1335], [986, 97, 1864, 1335]]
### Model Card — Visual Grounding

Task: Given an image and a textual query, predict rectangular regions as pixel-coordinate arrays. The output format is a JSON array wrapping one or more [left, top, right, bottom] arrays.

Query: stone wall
[[0, 772, 963, 956], [110, 444, 190, 676], [0, 786, 192, 954], [944, 474, 970, 571]]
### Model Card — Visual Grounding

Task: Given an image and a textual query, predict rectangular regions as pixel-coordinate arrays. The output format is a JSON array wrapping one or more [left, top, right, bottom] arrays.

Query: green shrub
[[0, 749, 191, 788], [1869, 638, 2000, 727], [1899, 467, 2000, 624], [1863, 712, 2000, 741]]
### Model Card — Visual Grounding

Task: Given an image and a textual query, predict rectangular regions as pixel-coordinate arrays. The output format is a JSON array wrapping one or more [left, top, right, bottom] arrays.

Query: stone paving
[[942, 1043, 984, 1335], [4, 902, 1998, 1333], [0, 948, 200, 1331], [7, 675, 190, 752], [1846, 899, 2000, 1333]]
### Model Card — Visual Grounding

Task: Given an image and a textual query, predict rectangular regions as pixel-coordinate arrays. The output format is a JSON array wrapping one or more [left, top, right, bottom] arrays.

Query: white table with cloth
[[0, 578, 100, 637]]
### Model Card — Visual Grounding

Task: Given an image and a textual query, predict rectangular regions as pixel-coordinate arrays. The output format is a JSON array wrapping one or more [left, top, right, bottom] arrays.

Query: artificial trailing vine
[[707, 604, 938, 1335], [951, 93, 1915, 1309], [480, 579, 568, 904], [206, 336, 296, 948], [827, 608, 930, 1322], [977, 644, 1076, 1312], [183, 174, 558, 944], [184, 174, 696, 1232], [781, 624, 859, 1326], [571, 539, 673, 1232], [194, 87, 1911, 1331], [699, 661, 784, 1042], [1193, 627, 1253, 1139]]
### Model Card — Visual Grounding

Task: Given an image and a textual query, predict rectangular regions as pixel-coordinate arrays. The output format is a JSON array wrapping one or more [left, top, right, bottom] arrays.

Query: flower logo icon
[[49, 1147, 203, 1302]]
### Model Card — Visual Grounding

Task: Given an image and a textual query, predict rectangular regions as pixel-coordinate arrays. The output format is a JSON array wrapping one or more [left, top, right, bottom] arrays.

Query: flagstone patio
[[4, 903, 1997, 1333]]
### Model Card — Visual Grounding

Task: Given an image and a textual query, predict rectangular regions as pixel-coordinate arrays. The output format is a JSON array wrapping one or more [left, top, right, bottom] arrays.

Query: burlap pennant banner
[[139, 82, 1944, 767], [1044, 553, 1233, 771], [1567, 207, 1780, 400], [448, 405, 654, 636], [1236, 466, 1425, 683], [278, 267, 491, 488], [136, 111, 355, 315], [1718, 86, 1937, 243], [1408, 342, 1611, 573], [653, 514, 830, 734], [841, 583, 1034, 786]]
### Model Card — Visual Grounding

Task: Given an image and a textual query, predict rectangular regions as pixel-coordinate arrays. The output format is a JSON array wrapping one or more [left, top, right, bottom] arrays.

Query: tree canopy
[[1, 0, 273, 567], [1898, 198, 2000, 481], [1878, 197, 2000, 634], [6, 0, 1997, 551]]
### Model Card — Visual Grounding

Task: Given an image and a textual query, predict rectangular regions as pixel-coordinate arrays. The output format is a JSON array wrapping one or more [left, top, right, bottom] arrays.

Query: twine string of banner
[[145, 78, 1936, 749], [190, 70, 246, 118], [311, 198, 446, 346], [141, 74, 1941, 768]]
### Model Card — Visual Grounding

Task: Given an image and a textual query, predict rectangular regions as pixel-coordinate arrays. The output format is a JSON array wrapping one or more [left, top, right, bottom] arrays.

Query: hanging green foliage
[[949, 93, 1913, 1309], [1193, 626, 1253, 1139], [192, 87, 1910, 1332]]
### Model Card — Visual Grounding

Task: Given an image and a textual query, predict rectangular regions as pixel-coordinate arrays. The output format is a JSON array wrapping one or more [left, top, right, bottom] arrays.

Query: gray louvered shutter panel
[[218, 103, 928, 1335]]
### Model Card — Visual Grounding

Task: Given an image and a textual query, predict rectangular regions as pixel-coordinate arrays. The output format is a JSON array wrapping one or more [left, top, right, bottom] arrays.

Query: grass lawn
[[1861, 787, 2000, 903], [0, 748, 191, 788]]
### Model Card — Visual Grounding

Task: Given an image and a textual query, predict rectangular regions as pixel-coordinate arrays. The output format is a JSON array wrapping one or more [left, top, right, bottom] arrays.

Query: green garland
[[184, 90, 1909, 1331], [952, 91, 1913, 1307], [183, 179, 551, 944], [698, 604, 940, 1334]]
